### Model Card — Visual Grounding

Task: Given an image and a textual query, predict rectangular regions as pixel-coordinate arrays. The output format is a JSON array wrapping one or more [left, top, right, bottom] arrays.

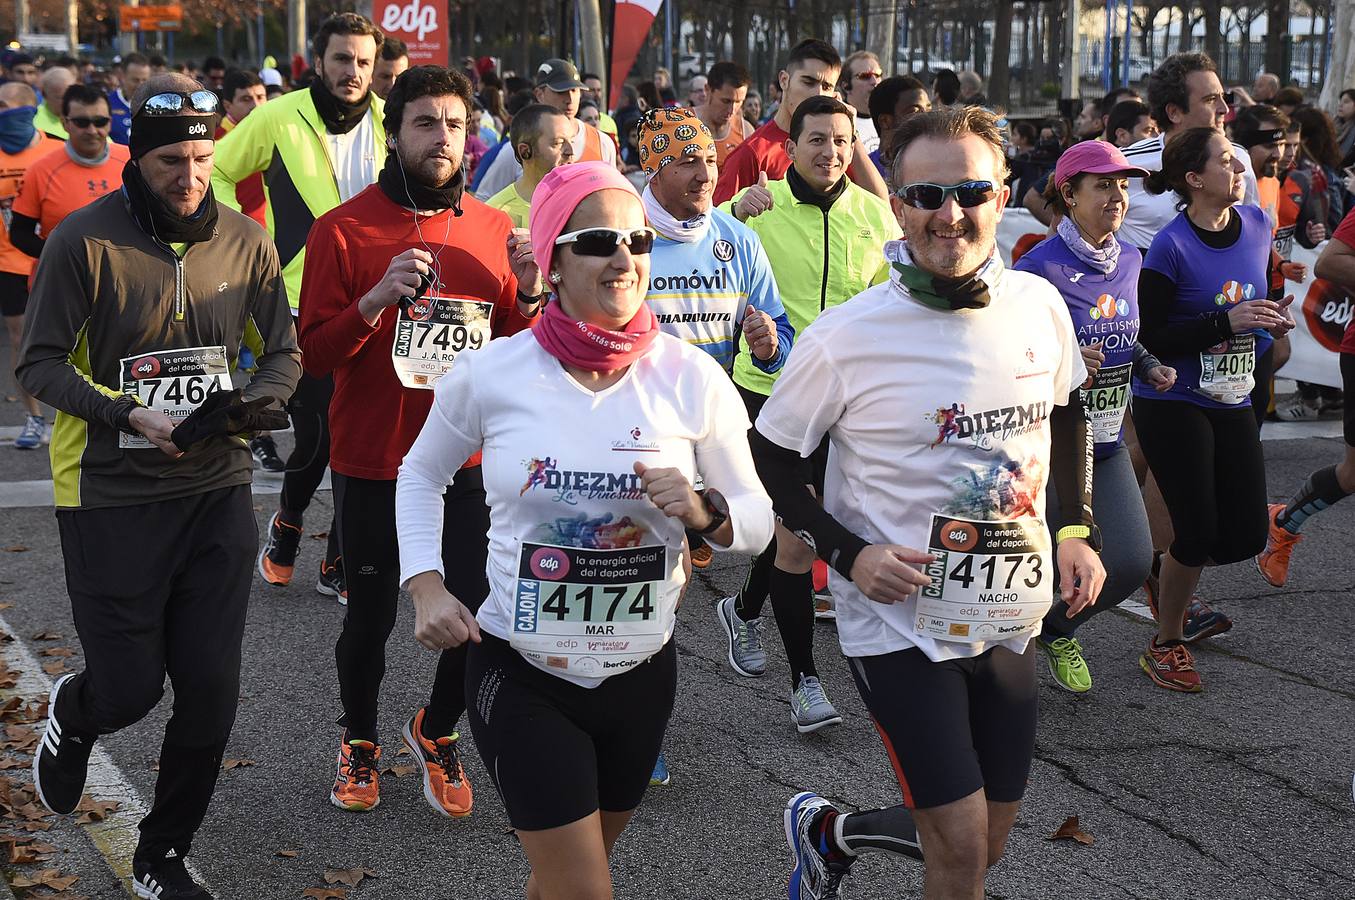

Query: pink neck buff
[[534, 298, 658, 372]]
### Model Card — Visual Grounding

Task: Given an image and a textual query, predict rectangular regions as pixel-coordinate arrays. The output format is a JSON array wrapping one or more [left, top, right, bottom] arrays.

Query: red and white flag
[[609, 0, 663, 111]]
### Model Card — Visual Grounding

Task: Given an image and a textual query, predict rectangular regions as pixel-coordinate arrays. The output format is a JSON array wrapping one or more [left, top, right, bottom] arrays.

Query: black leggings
[[1249, 345, 1275, 429], [1133, 397, 1268, 567], [332, 466, 490, 741], [280, 370, 333, 517]]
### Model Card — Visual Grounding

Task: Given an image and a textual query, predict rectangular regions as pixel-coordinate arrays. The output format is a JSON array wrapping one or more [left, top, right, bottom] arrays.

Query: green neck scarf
[[890, 257, 995, 311]]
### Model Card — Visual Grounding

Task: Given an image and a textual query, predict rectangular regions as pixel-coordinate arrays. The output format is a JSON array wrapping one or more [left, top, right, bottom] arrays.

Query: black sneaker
[[248, 434, 286, 472], [133, 850, 212, 899], [33, 673, 94, 815], [257, 512, 302, 586], [316, 556, 348, 606]]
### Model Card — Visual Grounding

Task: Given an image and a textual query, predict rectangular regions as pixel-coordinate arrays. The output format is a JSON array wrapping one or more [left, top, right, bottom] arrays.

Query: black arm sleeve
[[1138, 267, 1233, 358], [8, 213, 43, 259], [1048, 390, 1095, 531], [749, 426, 870, 579], [1131, 342, 1164, 380]]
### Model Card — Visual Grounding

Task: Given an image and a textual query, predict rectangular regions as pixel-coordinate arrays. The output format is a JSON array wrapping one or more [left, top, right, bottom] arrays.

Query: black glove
[[171, 388, 290, 452]]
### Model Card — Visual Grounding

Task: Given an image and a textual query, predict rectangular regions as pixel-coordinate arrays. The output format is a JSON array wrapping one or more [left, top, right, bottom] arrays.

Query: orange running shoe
[[331, 736, 381, 811], [1256, 503, 1302, 588], [402, 708, 473, 818], [257, 512, 302, 586], [1139, 639, 1203, 693], [690, 544, 714, 570]]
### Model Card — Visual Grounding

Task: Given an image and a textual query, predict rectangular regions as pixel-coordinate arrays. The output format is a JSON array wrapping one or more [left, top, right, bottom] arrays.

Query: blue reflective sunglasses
[[894, 180, 997, 210]]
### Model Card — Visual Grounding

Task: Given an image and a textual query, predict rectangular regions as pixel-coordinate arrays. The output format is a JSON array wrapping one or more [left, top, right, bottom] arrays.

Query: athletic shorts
[[464, 632, 677, 831], [0, 271, 28, 318], [1343, 353, 1355, 448], [847, 643, 1038, 810], [739, 383, 828, 494]]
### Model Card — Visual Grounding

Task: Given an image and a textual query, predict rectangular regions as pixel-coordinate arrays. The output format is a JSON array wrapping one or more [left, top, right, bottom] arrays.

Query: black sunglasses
[[554, 227, 656, 257], [894, 180, 997, 210], [68, 116, 111, 129], [137, 90, 220, 117]]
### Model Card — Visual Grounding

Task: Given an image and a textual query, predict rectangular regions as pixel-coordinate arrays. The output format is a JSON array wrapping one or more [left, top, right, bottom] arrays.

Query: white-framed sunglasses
[[553, 227, 657, 256]]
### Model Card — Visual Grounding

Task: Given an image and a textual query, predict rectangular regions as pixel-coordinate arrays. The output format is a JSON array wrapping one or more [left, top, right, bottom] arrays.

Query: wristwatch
[[1055, 524, 1103, 553], [517, 290, 545, 316], [697, 489, 730, 535]]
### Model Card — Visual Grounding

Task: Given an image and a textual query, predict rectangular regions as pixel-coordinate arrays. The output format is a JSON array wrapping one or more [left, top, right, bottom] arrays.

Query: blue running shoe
[[785, 791, 851, 899], [649, 751, 670, 787]]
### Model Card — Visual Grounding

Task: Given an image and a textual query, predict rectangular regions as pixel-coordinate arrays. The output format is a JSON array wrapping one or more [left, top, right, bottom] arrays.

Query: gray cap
[[535, 58, 585, 92]]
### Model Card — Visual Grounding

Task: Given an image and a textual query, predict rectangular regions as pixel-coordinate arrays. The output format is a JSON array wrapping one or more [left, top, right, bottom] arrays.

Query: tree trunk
[[1320, 0, 1355, 110], [1202, 0, 1222, 62], [731, 0, 749, 72], [1177, 3, 1192, 51], [1264, 0, 1290, 75], [990, 0, 1014, 108]]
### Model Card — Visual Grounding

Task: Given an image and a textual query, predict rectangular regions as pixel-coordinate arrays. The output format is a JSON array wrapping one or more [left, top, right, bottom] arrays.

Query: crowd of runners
[[2, 12, 1351, 900]]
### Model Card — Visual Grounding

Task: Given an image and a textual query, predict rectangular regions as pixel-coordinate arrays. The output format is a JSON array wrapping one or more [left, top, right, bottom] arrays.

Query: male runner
[[866, 76, 932, 180], [372, 38, 409, 100], [108, 53, 151, 146], [34, 67, 73, 139], [214, 12, 389, 600], [484, 103, 574, 227], [840, 50, 883, 155], [22, 73, 300, 899], [695, 62, 752, 171], [754, 105, 1102, 900]]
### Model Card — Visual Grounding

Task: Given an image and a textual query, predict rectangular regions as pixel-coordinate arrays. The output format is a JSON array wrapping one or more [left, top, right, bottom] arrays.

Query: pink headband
[[529, 161, 641, 284]]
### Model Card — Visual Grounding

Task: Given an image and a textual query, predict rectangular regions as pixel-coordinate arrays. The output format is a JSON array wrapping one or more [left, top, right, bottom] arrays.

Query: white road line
[[0, 611, 211, 894], [0, 471, 330, 510]]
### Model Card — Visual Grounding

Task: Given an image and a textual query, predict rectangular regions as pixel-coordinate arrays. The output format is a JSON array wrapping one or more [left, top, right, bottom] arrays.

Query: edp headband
[[128, 114, 219, 160]]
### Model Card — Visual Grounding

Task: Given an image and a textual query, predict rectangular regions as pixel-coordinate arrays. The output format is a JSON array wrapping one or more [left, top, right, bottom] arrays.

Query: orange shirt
[[0, 135, 63, 275], [13, 141, 130, 241], [713, 114, 749, 170]]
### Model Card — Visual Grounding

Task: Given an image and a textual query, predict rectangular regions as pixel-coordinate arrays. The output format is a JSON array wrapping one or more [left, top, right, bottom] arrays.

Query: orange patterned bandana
[[636, 106, 716, 178]]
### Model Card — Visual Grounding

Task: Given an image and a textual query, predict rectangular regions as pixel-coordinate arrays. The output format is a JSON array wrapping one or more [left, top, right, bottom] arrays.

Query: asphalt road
[[0, 369, 1352, 899]]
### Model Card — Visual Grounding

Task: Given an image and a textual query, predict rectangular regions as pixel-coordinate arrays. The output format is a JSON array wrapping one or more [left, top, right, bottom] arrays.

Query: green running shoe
[[1039, 636, 1092, 693]]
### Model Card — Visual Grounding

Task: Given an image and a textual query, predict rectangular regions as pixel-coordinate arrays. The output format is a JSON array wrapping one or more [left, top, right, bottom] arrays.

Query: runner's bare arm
[[1315, 233, 1355, 291]]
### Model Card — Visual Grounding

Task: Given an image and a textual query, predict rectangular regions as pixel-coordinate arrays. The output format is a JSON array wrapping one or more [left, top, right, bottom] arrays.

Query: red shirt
[[1333, 207, 1355, 354], [216, 118, 266, 228], [713, 119, 791, 206], [298, 185, 530, 479]]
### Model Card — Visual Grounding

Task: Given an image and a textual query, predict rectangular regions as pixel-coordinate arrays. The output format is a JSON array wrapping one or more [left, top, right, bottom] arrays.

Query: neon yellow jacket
[[211, 89, 387, 312], [722, 176, 900, 395]]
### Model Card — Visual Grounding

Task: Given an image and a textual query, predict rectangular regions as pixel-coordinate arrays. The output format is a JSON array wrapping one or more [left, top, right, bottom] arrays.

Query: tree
[[1263, 0, 1291, 76], [988, 0, 1015, 106]]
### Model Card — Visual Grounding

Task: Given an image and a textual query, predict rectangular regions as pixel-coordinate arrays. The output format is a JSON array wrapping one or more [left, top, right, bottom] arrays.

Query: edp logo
[[382, 0, 440, 41]]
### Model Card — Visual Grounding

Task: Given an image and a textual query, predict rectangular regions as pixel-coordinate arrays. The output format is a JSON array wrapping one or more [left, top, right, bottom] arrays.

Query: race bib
[[1081, 363, 1131, 446], [1198, 333, 1255, 405], [917, 514, 1052, 643], [1273, 224, 1294, 260], [511, 542, 669, 678], [391, 294, 493, 389], [119, 346, 231, 449]]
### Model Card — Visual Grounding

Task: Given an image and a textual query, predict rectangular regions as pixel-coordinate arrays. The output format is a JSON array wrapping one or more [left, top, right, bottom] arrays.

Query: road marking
[[0, 472, 330, 510], [0, 611, 211, 895]]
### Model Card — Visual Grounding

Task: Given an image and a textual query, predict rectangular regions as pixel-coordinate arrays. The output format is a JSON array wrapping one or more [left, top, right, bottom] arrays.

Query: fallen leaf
[[380, 764, 418, 778], [30, 631, 61, 641], [276, 849, 299, 858], [1047, 815, 1094, 846], [221, 759, 257, 770], [302, 889, 347, 899], [0, 603, 12, 610], [394, 746, 410, 757], [310, 531, 329, 540], [0, 630, 11, 643], [3, 546, 29, 553], [41, 659, 69, 676], [323, 867, 377, 887], [41, 647, 76, 658], [10, 867, 78, 890], [74, 796, 119, 824]]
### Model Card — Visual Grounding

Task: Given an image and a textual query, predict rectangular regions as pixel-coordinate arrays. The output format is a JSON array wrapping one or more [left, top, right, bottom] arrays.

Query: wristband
[[517, 291, 545, 315], [1056, 525, 1090, 544]]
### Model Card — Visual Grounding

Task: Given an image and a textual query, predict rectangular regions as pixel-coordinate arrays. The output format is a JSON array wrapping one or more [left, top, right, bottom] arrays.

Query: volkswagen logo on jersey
[[713, 239, 735, 262]]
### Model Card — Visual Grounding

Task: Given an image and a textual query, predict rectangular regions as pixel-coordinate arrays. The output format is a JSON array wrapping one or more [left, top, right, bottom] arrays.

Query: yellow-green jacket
[[211, 89, 386, 312], [721, 176, 900, 395]]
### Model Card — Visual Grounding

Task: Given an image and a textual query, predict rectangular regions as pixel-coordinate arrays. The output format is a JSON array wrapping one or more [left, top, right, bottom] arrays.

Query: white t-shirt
[[474, 117, 618, 200], [396, 329, 774, 687], [856, 115, 880, 155], [328, 113, 379, 203], [1119, 131, 1259, 251], [755, 245, 1086, 663]]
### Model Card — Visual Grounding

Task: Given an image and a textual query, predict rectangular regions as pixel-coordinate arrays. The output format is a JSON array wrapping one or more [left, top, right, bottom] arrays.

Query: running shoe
[[316, 557, 348, 605], [1256, 503, 1302, 588], [716, 596, 767, 677], [1181, 596, 1231, 643], [690, 544, 713, 569], [1139, 639, 1203, 692], [248, 434, 286, 472], [13, 414, 46, 450], [401, 708, 472, 818], [1275, 397, 1322, 420], [784, 791, 852, 900], [331, 735, 381, 811], [257, 512, 301, 586], [33, 673, 93, 815], [1038, 635, 1092, 693], [813, 592, 836, 621], [133, 849, 212, 899], [790, 676, 842, 733], [650, 751, 671, 787]]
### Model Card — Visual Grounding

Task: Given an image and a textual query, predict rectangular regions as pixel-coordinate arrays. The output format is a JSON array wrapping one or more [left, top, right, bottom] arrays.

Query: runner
[[214, 12, 389, 601], [473, 58, 617, 201], [484, 103, 574, 228], [1014, 140, 1176, 693], [372, 37, 410, 101], [19, 74, 300, 899], [299, 65, 538, 817], [718, 95, 900, 733], [10, 85, 129, 267], [713, 39, 888, 204], [108, 52, 151, 146], [395, 160, 773, 899], [750, 105, 1102, 900], [840, 51, 883, 155], [214, 69, 267, 227], [1256, 205, 1355, 586], [695, 62, 752, 171], [0, 82, 61, 450], [1135, 127, 1294, 691], [865, 75, 931, 179], [34, 68, 73, 140]]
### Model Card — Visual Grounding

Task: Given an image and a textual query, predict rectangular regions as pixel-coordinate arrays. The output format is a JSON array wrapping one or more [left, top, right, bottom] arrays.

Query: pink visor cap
[[1052, 140, 1149, 189]]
